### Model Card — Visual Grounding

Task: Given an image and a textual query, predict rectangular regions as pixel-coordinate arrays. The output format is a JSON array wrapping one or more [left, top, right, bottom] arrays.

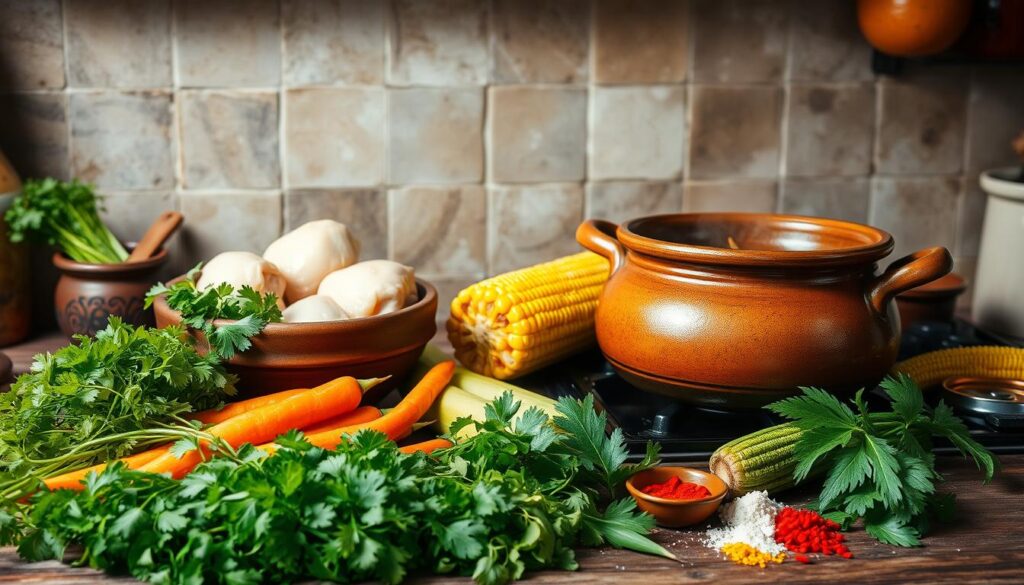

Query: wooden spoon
[[127, 211, 183, 262]]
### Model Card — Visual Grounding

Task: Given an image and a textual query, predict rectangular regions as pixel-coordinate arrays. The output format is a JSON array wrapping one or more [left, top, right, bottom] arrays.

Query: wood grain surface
[[1, 455, 1020, 584]]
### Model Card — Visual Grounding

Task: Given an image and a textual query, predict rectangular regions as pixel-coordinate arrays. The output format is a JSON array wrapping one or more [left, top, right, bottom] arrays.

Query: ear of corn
[[447, 252, 609, 379], [709, 423, 803, 496], [893, 346, 1024, 389]]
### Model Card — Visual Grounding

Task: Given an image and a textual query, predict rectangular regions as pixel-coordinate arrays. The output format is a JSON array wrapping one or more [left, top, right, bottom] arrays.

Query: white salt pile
[[703, 490, 786, 555]]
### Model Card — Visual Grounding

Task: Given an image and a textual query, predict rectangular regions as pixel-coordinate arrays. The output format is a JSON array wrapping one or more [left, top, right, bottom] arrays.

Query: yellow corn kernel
[[893, 346, 1024, 389], [447, 252, 609, 379], [720, 542, 786, 568]]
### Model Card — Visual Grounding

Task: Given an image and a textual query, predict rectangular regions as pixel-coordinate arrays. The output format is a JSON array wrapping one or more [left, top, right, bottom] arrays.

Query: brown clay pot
[[53, 247, 168, 337], [0, 350, 11, 393], [153, 277, 438, 401], [577, 213, 952, 408], [895, 272, 967, 328]]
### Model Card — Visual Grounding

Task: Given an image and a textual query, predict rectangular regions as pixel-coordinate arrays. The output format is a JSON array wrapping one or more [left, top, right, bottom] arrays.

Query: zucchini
[[709, 423, 802, 495]]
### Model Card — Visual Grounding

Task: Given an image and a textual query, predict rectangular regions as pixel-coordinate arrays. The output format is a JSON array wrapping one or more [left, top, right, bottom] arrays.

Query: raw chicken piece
[[263, 220, 360, 304], [196, 251, 287, 306], [281, 295, 350, 323], [317, 260, 416, 318]]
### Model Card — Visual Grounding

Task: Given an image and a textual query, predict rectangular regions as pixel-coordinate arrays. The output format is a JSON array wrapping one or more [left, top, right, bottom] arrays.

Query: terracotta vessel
[[53, 246, 168, 337], [153, 277, 437, 401], [0, 151, 30, 347], [626, 466, 727, 528], [577, 213, 952, 408], [895, 272, 967, 328]]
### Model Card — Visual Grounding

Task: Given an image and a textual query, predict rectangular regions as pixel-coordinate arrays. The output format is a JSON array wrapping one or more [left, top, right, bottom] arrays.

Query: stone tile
[[491, 0, 588, 84], [869, 177, 961, 261], [488, 87, 586, 183], [488, 184, 584, 274], [953, 255, 976, 313], [389, 186, 486, 277], [65, 0, 171, 88], [876, 73, 968, 175], [689, 86, 783, 179], [780, 177, 870, 223], [0, 93, 68, 179], [788, 0, 873, 82], [69, 92, 174, 190], [98, 191, 177, 244], [786, 83, 874, 177], [388, 0, 488, 86], [285, 189, 387, 260], [282, 0, 384, 86], [178, 191, 282, 265], [284, 88, 385, 188], [429, 276, 478, 323], [959, 69, 1024, 258], [683, 180, 778, 213], [388, 88, 484, 184], [589, 86, 685, 180], [0, 0, 64, 90], [585, 182, 682, 224], [692, 0, 786, 83], [175, 0, 280, 87], [593, 0, 688, 84], [180, 91, 280, 190]]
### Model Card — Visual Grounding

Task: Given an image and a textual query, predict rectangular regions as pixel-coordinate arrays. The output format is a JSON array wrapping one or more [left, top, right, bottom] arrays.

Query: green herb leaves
[[4, 178, 128, 263], [11, 395, 670, 585], [145, 265, 283, 360], [768, 374, 998, 547], [0, 318, 234, 501]]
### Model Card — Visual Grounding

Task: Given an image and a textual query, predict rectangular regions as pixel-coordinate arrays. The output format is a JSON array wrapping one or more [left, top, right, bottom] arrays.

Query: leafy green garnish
[[0, 318, 235, 501], [3, 178, 128, 263], [6, 395, 671, 585], [768, 374, 999, 547], [145, 265, 283, 360]]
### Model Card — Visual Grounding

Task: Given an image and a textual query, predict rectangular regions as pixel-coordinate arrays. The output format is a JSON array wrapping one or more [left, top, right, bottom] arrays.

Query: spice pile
[[704, 491, 855, 567], [641, 476, 711, 500], [775, 506, 852, 563]]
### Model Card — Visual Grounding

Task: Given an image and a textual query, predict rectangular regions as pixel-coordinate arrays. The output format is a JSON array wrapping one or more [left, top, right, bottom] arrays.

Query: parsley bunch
[[146, 265, 283, 360], [7, 395, 671, 584], [4, 178, 128, 263], [767, 375, 998, 546], [0, 318, 235, 500]]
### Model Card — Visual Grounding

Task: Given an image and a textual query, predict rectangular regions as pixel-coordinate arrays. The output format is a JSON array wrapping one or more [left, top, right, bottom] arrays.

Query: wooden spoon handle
[[127, 211, 183, 262]]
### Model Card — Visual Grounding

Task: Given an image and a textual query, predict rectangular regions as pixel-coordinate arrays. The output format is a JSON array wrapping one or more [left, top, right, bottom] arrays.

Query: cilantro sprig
[[145, 264, 283, 360], [6, 394, 672, 585], [768, 374, 998, 547]]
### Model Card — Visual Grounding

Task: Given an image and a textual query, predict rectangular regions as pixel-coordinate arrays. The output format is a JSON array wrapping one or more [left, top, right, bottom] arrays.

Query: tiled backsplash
[[2, 0, 1024, 326]]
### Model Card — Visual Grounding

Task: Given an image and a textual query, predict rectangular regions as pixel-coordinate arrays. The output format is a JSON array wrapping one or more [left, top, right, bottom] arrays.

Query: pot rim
[[52, 244, 168, 274], [980, 167, 1024, 202], [617, 212, 895, 268]]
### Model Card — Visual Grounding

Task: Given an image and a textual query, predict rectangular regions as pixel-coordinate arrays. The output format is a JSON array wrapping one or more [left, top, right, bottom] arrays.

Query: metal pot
[[577, 213, 952, 408]]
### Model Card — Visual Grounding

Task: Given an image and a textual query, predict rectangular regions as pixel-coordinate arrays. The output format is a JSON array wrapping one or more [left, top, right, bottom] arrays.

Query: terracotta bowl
[[626, 466, 728, 528], [153, 277, 438, 401], [53, 245, 169, 337]]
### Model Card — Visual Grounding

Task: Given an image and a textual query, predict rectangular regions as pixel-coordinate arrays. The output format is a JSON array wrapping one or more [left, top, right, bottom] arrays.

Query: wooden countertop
[[1, 454, 1021, 584]]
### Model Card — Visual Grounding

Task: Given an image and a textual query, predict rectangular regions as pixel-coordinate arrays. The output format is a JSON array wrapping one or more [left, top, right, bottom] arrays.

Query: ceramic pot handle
[[868, 247, 953, 314], [576, 220, 625, 273]]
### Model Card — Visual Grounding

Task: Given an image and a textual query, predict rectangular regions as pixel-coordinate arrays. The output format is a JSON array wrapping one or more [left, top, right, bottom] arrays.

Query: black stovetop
[[518, 319, 1024, 462]]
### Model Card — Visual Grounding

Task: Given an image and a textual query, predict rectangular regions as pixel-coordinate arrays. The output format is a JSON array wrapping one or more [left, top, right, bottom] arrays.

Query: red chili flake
[[640, 476, 711, 500], [795, 554, 811, 564], [774, 507, 853, 561]]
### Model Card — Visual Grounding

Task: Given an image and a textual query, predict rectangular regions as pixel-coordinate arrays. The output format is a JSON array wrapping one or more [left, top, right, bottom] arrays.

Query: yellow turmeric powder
[[720, 542, 786, 568]]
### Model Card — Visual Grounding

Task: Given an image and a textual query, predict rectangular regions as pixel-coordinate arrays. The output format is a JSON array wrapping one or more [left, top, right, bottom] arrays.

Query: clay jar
[[53, 247, 168, 337], [577, 213, 952, 408]]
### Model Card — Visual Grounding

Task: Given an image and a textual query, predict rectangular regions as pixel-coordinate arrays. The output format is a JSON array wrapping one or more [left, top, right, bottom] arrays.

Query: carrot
[[138, 376, 381, 479], [399, 438, 453, 455], [44, 444, 170, 492], [302, 406, 382, 434], [191, 388, 308, 425], [301, 361, 455, 450]]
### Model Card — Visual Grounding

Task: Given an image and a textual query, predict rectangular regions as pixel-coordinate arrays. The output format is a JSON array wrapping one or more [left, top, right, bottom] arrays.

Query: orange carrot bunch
[[43, 361, 456, 491]]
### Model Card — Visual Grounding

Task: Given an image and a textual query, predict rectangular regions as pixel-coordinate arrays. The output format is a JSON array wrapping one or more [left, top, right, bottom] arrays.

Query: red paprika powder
[[640, 476, 711, 500]]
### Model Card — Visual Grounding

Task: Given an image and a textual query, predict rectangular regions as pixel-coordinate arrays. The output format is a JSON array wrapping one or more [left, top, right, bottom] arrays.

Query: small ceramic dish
[[153, 275, 437, 401], [626, 466, 728, 528]]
